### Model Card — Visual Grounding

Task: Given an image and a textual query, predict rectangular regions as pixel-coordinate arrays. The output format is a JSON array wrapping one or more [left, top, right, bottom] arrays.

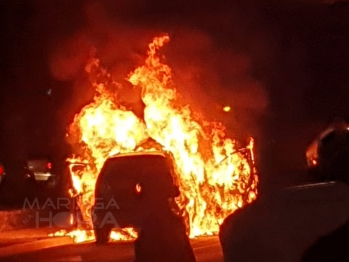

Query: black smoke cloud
[[3, 0, 348, 190], [45, 0, 276, 191], [48, 0, 271, 142]]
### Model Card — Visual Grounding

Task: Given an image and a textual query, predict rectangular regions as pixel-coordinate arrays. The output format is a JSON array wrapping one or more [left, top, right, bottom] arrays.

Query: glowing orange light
[[223, 106, 231, 112], [69, 214, 74, 225], [135, 183, 142, 194], [50, 35, 258, 243]]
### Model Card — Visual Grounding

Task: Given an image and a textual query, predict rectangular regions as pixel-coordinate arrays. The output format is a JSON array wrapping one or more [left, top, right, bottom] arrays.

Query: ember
[[54, 35, 258, 243]]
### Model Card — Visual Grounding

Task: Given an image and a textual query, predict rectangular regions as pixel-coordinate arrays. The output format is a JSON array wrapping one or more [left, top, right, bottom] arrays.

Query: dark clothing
[[134, 208, 196, 262], [302, 219, 349, 262], [219, 182, 349, 262]]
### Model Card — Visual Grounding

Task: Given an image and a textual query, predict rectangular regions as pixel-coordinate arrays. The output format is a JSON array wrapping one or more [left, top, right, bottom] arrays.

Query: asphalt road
[[0, 236, 223, 262]]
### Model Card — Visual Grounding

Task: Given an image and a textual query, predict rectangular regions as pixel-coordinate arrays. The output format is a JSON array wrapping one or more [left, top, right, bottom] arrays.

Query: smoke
[[3, 0, 348, 191], [49, 32, 93, 81], [161, 28, 269, 141], [47, 0, 271, 145]]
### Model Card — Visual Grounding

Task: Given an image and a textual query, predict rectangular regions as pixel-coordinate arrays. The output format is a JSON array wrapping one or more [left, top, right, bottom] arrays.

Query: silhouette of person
[[220, 120, 349, 262], [134, 164, 196, 262]]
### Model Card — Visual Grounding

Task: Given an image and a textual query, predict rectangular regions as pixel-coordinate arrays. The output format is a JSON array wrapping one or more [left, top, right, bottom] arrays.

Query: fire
[[49, 228, 137, 243], [55, 35, 258, 242]]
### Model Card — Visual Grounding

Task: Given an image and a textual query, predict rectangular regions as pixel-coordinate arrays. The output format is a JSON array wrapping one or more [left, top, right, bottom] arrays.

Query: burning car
[[92, 151, 180, 244], [50, 35, 258, 244]]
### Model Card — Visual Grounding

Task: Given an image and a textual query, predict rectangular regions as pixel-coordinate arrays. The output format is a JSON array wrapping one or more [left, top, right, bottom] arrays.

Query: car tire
[[95, 226, 111, 245]]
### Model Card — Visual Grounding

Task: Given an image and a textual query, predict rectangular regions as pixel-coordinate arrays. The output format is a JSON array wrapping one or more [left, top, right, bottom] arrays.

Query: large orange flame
[[61, 35, 258, 243]]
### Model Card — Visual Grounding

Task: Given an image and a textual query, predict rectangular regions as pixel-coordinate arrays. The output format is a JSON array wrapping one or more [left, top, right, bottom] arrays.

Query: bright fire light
[[52, 35, 258, 243], [223, 106, 231, 112]]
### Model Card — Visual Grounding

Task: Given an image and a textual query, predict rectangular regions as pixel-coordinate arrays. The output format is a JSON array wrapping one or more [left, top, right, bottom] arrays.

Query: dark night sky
[[0, 0, 349, 191]]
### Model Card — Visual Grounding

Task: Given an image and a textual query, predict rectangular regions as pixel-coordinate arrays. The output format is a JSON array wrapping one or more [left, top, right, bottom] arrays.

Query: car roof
[[107, 151, 168, 160]]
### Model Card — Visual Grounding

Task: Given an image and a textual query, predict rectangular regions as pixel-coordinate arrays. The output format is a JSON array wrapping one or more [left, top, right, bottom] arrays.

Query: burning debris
[[55, 35, 258, 243]]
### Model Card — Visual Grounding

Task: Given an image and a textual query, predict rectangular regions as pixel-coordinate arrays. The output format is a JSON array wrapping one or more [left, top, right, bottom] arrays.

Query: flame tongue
[[63, 35, 257, 242]]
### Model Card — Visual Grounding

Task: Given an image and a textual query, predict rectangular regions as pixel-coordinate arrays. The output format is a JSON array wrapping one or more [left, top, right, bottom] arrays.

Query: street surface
[[0, 233, 222, 262]]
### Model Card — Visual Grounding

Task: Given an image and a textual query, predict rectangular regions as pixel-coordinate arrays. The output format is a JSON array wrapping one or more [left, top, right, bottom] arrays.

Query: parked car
[[24, 157, 56, 188], [0, 162, 6, 186], [92, 151, 180, 244]]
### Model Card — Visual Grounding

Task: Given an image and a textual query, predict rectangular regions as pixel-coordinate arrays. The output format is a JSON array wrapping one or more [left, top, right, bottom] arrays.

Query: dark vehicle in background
[[0, 162, 6, 186], [92, 151, 180, 244], [24, 157, 56, 188]]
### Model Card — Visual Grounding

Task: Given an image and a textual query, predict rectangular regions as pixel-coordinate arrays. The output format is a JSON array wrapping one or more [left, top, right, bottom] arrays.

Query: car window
[[102, 155, 171, 182]]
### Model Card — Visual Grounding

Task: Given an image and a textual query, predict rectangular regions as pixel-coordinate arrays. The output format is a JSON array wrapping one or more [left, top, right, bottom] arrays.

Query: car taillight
[[46, 162, 52, 170], [0, 165, 4, 175]]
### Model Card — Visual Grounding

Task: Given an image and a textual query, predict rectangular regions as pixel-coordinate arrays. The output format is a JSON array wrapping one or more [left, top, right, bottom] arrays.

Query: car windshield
[[102, 155, 171, 181]]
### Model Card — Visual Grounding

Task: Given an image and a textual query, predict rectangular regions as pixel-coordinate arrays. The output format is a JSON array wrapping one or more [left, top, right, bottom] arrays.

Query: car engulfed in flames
[[50, 35, 258, 243]]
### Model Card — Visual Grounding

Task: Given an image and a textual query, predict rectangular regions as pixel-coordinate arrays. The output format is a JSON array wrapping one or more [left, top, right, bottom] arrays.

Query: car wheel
[[95, 226, 111, 245]]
